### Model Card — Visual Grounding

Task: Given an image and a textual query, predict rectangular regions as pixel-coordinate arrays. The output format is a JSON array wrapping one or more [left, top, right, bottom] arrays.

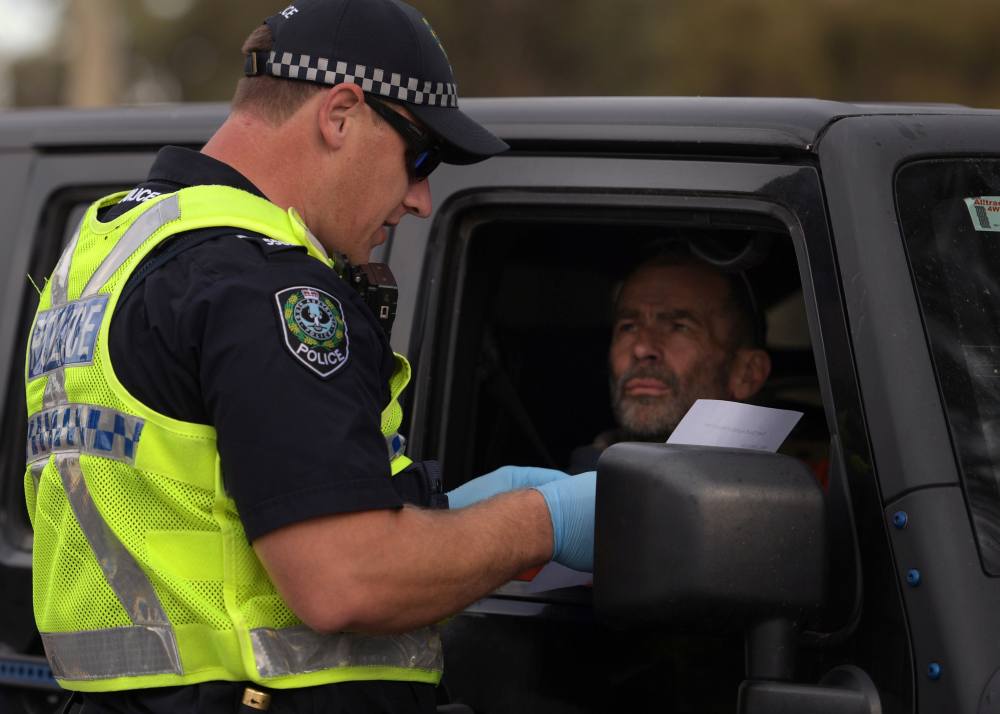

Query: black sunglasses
[[365, 95, 442, 181]]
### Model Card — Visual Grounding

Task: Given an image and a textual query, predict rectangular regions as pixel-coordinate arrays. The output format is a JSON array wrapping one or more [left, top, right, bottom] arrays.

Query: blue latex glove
[[533, 471, 596, 572], [447, 465, 570, 510]]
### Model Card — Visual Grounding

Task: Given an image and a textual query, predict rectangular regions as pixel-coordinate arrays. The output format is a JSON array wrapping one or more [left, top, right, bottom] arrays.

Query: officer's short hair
[[232, 24, 325, 125]]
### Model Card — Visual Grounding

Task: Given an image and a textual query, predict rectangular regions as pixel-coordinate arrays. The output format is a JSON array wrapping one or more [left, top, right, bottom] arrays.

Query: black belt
[[60, 679, 437, 713], [59, 683, 273, 713]]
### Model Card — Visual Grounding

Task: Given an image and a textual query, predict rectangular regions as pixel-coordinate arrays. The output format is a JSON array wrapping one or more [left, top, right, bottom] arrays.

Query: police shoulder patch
[[275, 286, 349, 378]]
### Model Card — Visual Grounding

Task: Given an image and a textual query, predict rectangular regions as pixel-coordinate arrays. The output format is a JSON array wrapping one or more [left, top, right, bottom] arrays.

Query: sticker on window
[[964, 197, 1000, 232]]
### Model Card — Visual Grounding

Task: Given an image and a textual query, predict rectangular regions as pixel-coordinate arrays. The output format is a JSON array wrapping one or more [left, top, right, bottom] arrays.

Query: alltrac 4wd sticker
[[965, 196, 1000, 232], [275, 286, 349, 378]]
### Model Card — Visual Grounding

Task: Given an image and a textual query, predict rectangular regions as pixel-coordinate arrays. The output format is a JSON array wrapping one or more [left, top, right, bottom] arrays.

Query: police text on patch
[[28, 295, 109, 379], [275, 285, 350, 378]]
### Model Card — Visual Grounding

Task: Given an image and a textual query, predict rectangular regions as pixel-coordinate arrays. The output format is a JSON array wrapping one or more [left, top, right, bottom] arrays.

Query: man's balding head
[[608, 253, 771, 441]]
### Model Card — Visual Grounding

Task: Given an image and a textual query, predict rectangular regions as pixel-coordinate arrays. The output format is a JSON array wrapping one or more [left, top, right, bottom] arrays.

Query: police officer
[[23, 1, 595, 712]]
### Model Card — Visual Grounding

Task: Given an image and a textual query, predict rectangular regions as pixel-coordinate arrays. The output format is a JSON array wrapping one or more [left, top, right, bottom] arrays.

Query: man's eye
[[615, 321, 636, 334], [672, 322, 691, 333]]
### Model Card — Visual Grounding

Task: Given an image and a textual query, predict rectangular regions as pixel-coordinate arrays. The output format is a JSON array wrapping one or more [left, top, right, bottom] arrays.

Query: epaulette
[[235, 232, 307, 257]]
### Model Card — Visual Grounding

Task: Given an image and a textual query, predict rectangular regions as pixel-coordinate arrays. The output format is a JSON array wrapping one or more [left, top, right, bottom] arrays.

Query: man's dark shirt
[[106, 146, 404, 540], [568, 429, 626, 474]]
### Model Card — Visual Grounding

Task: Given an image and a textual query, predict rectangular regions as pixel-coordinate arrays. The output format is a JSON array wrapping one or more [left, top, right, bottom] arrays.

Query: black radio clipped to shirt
[[348, 263, 399, 341]]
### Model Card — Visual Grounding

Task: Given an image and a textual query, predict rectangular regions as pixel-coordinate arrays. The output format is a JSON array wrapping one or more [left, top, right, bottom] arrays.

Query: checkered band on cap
[[265, 51, 459, 107]]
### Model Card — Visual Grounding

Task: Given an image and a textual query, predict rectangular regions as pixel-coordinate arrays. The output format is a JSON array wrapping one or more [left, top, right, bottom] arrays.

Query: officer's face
[[303, 89, 433, 264], [608, 263, 739, 440], [338, 103, 433, 264]]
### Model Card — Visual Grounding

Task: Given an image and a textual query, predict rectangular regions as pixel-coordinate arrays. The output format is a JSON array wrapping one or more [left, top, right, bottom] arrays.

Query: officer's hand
[[446, 465, 570, 510], [533, 471, 596, 572]]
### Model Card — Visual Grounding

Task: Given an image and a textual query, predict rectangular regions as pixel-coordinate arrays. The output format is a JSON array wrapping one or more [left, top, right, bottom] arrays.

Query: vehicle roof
[[471, 96, 998, 151], [0, 97, 996, 153]]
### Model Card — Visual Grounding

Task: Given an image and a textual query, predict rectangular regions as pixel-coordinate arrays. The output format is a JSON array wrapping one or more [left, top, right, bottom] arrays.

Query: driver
[[570, 246, 772, 472]]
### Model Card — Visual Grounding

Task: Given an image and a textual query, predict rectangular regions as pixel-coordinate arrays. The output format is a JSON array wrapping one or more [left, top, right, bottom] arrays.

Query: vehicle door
[[820, 111, 1000, 714], [386, 112, 906, 712]]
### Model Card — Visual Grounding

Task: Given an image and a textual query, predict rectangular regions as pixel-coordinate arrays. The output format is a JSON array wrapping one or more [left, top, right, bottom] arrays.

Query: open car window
[[422, 200, 850, 714], [426, 209, 828, 488]]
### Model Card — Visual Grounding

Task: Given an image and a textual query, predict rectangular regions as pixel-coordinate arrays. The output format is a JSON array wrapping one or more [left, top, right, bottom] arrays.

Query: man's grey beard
[[609, 361, 732, 442], [609, 365, 685, 442]]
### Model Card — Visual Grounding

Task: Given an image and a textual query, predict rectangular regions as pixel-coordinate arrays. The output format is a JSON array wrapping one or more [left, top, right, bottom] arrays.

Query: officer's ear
[[728, 347, 771, 401], [317, 83, 364, 151]]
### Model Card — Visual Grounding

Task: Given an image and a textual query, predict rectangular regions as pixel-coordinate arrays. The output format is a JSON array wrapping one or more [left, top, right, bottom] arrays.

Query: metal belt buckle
[[241, 687, 272, 711]]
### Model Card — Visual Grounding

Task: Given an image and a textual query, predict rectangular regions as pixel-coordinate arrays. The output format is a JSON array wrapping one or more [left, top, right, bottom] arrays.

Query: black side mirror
[[593, 442, 827, 680], [593, 443, 883, 713]]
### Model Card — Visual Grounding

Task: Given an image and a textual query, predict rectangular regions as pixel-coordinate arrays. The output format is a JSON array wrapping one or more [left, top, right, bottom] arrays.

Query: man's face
[[609, 263, 739, 440]]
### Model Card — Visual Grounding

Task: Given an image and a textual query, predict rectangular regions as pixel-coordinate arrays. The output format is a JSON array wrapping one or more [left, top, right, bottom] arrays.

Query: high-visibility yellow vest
[[23, 185, 440, 692]]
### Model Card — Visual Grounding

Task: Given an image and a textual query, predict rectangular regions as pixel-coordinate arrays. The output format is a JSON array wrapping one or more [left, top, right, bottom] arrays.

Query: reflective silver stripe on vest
[[52, 218, 83, 307], [29, 460, 46, 500], [82, 194, 181, 297], [27, 403, 144, 465], [49, 454, 181, 678], [42, 625, 181, 680], [42, 369, 69, 411], [41, 220, 83, 408], [250, 625, 442, 678]]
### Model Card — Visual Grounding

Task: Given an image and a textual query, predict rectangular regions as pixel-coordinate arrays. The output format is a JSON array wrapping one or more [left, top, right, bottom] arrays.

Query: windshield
[[897, 158, 1000, 574]]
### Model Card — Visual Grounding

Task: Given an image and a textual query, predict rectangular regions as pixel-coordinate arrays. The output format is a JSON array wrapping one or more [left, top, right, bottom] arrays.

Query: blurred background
[[3, 0, 1000, 109]]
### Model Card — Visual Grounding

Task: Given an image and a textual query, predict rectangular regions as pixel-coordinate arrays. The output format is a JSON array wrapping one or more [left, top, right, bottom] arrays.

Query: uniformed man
[[23, 1, 595, 711]]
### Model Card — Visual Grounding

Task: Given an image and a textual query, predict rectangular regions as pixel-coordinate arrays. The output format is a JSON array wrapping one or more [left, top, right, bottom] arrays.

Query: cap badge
[[422, 17, 452, 71]]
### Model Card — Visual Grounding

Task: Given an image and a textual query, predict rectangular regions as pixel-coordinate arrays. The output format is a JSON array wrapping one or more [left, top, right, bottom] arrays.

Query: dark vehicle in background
[[0, 97, 999, 713]]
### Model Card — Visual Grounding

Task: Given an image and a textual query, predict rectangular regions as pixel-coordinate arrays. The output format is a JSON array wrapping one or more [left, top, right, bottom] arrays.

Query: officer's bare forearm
[[253, 488, 554, 634]]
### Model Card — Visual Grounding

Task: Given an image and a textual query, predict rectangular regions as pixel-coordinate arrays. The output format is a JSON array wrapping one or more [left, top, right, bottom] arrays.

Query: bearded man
[[570, 249, 772, 472]]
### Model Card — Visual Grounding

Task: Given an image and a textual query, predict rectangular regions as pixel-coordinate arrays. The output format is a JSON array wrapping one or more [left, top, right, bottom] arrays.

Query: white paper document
[[666, 399, 803, 453]]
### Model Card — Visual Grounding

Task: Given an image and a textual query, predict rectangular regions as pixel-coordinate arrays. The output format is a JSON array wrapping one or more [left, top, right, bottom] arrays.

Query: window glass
[[435, 211, 823, 483], [897, 158, 1000, 574]]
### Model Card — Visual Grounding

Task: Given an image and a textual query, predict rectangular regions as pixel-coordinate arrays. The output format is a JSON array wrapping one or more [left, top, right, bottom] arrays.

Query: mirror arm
[[745, 617, 795, 681]]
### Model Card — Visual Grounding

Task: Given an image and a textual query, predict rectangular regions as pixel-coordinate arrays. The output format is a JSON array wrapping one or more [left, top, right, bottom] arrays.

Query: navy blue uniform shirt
[[106, 146, 404, 541]]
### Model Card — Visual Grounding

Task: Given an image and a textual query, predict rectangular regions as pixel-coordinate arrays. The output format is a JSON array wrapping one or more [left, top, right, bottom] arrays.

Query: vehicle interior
[[418, 208, 828, 486], [412, 205, 855, 714]]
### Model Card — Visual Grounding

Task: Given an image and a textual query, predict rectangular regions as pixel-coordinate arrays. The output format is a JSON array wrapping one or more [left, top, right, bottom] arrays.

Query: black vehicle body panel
[[820, 113, 1000, 714]]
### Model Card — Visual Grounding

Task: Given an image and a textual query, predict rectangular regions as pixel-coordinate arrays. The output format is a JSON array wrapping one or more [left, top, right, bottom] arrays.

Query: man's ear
[[728, 348, 772, 401], [317, 83, 364, 151]]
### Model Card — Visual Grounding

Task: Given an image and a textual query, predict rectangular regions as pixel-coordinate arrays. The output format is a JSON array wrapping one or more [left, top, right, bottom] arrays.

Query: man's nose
[[403, 178, 433, 218], [631, 325, 661, 362]]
